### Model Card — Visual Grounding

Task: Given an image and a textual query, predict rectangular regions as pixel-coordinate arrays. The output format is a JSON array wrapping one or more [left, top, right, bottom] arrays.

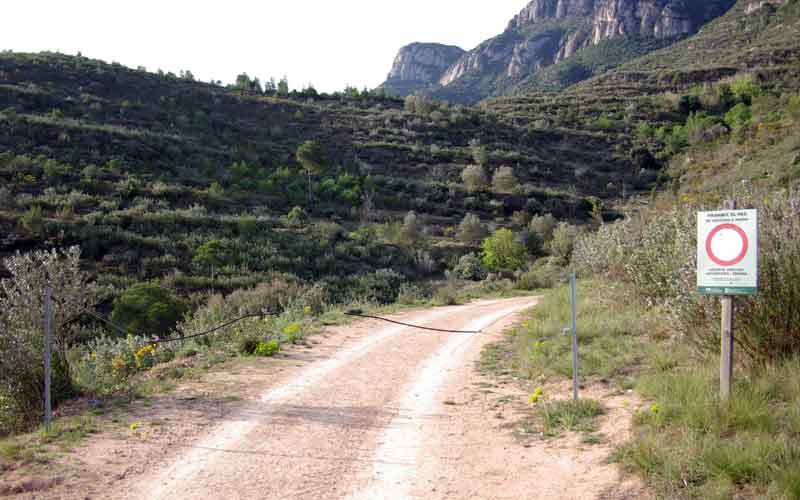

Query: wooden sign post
[[697, 201, 758, 401]]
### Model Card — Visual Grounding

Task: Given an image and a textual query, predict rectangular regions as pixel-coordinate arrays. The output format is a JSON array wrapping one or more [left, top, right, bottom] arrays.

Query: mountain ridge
[[381, 0, 737, 103]]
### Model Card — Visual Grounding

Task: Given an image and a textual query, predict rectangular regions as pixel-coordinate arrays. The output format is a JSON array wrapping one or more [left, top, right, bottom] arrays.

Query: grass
[[539, 398, 603, 437], [0, 416, 98, 464], [615, 356, 800, 499], [491, 277, 800, 498], [511, 279, 648, 388]]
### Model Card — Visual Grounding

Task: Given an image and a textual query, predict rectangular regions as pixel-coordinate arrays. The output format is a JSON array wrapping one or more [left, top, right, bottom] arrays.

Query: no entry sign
[[697, 209, 758, 295]]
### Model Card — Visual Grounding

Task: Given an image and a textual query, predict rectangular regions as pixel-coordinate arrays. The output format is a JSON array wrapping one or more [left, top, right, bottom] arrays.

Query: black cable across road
[[149, 312, 277, 344], [344, 311, 481, 334], [80, 309, 277, 345], [75, 307, 487, 348]]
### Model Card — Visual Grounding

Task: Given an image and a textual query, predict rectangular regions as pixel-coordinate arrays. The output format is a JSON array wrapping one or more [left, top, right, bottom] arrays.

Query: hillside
[[0, 51, 639, 296]]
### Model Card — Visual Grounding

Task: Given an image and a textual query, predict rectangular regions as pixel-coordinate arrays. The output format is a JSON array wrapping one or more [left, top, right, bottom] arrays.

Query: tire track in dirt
[[127, 298, 535, 500]]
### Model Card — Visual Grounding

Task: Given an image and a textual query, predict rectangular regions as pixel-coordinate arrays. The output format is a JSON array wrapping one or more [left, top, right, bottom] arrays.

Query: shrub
[[481, 229, 529, 273], [432, 275, 462, 306], [461, 165, 488, 193], [237, 336, 260, 355], [729, 74, 763, 105], [548, 223, 580, 260], [396, 283, 427, 305], [0, 186, 10, 209], [21, 205, 45, 236], [516, 257, 565, 290], [453, 253, 487, 281], [529, 214, 557, 243], [400, 211, 422, 244], [0, 247, 103, 429], [491, 166, 517, 194], [724, 103, 752, 132], [457, 213, 486, 243], [573, 190, 800, 366], [286, 206, 307, 227], [193, 239, 227, 270], [70, 335, 175, 395], [110, 282, 187, 337], [356, 269, 405, 304], [469, 139, 489, 166], [254, 340, 280, 357]]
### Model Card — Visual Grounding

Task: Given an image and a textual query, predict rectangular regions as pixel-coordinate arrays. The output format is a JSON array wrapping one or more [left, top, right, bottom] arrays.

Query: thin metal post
[[720, 200, 736, 402], [720, 295, 734, 401], [570, 274, 579, 401], [43, 286, 53, 429]]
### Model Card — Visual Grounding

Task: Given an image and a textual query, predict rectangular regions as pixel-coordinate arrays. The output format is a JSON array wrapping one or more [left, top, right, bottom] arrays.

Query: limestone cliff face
[[381, 43, 465, 97], [381, 0, 737, 102], [443, 0, 736, 86]]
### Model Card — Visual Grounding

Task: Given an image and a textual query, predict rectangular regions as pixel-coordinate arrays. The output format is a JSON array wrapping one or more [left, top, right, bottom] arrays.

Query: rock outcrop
[[380, 43, 465, 98], [381, 0, 738, 102]]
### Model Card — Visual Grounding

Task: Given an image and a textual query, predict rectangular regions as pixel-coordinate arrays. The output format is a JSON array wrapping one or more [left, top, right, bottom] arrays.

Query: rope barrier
[[80, 308, 278, 345], [344, 310, 481, 334]]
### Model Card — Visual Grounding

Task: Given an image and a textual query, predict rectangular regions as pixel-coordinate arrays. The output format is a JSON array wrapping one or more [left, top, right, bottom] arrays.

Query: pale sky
[[2, 1, 526, 92]]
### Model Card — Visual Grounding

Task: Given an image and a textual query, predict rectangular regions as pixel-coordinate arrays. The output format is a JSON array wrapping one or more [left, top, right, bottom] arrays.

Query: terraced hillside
[[0, 51, 636, 293]]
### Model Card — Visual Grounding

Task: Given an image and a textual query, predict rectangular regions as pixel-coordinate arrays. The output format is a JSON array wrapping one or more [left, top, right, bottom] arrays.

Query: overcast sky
[[2, 1, 525, 92]]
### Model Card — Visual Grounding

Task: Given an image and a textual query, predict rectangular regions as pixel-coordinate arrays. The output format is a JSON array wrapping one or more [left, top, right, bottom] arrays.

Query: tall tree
[[296, 140, 324, 206]]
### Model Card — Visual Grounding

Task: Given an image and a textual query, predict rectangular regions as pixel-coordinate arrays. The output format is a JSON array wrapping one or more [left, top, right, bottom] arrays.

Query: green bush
[[254, 340, 280, 357], [110, 282, 187, 337], [457, 213, 486, 243], [461, 165, 488, 193], [70, 335, 175, 395], [192, 239, 227, 270], [355, 269, 405, 304], [516, 257, 566, 290], [724, 103, 752, 131], [548, 223, 580, 261], [453, 253, 487, 281], [481, 229, 529, 273], [21, 205, 44, 236]]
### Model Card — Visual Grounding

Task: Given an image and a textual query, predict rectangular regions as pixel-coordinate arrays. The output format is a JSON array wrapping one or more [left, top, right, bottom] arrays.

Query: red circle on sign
[[706, 224, 749, 267]]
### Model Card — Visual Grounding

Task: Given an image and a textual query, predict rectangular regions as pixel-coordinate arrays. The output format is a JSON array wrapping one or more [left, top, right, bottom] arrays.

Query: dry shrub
[[573, 190, 800, 366]]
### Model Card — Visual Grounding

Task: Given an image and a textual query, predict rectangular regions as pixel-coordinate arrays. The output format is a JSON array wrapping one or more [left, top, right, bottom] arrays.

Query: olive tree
[[457, 213, 486, 243], [461, 165, 488, 193], [492, 166, 518, 194], [0, 247, 104, 424]]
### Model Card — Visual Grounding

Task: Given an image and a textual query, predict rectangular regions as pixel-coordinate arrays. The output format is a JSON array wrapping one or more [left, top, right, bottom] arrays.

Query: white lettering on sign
[[697, 209, 758, 296]]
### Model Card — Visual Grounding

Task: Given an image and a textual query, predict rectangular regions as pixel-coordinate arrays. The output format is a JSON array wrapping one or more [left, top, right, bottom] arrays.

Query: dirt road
[[7, 296, 641, 499], [113, 297, 533, 499]]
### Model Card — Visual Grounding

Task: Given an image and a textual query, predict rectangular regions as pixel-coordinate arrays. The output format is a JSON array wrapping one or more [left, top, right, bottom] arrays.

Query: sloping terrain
[[0, 51, 636, 292]]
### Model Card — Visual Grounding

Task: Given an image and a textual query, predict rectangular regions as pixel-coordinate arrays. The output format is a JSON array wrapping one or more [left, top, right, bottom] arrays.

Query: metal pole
[[43, 286, 53, 429], [720, 199, 736, 402], [720, 296, 734, 401], [570, 273, 579, 401]]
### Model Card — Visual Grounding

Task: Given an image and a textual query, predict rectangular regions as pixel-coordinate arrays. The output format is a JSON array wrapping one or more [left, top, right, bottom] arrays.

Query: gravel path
[[125, 298, 536, 499], [6, 296, 642, 499]]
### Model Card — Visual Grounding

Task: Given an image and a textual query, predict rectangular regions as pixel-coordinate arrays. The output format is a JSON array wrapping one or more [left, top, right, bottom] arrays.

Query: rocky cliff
[[380, 43, 465, 97], [381, 0, 738, 102]]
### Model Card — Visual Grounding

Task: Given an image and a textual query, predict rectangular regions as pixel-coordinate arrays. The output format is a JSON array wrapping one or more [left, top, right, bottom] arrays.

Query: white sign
[[697, 209, 758, 295]]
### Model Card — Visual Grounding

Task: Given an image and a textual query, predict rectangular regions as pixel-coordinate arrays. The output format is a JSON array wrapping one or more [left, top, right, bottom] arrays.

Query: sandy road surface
[[118, 297, 535, 500], [6, 296, 641, 499]]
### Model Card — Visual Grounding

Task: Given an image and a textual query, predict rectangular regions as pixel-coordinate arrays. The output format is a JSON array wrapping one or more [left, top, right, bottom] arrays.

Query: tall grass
[[512, 279, 649, 387], [616, 356, 800, 499]]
